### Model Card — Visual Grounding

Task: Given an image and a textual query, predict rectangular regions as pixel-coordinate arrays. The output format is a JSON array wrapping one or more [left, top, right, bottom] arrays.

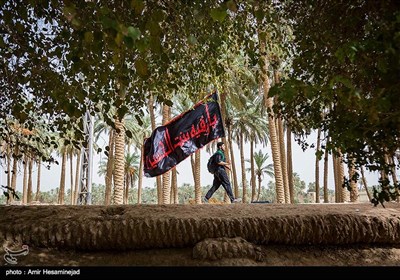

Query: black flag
[[143, 92, 225, 177]]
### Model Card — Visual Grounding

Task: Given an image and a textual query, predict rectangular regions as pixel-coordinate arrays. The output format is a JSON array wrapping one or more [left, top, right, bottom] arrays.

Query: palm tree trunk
[[273, 70, 289, 203], [332, 153, 338, 203], [190, 154, 195, 180], [389, 155, 399, 201], [194, 150, 201, 204], [104, 130, 114, 205], [113, 116, 125, 205], [250, 141, 256, 202], [171, 168, 178, 204], [349, 159, 358, 202], [257, 175, 262, 201], [73, 150, 81, 205], [10, 146, 18, 203], [315, 128, 321, 203], [278, 118, 290, 203], [35, 159, 41, 201], [137, 140, 144, 204], [170, 178, 175, 204], [6, 145, 11, 190], [360, 166, 372, 202], [161, 104, 171, 204], [124, 174, 130, 204], [57, 150, 67, 205], [27, 157, 33, 203], [22, 154, 28, 204], [228, 129, 239, 198], [148, 93, 163, 204], [258, 32, 284, 203], [239, 134, 248, 203], [338, 151, 347, 202], [323, 139, 329, 203], [69, 151, 74, 204], [286, 126, 294, 203], [222, 139, 231, 204]]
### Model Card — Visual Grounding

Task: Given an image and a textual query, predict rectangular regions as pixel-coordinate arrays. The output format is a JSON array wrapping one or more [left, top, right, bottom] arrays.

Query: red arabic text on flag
[[143, 92, 225, 177]]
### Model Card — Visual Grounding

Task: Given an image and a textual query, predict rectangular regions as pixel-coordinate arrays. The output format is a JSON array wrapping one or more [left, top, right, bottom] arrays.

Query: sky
[[1, 132, 381, 195]]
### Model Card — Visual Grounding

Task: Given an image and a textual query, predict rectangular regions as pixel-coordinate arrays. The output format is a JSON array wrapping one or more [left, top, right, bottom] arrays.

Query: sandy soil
[[1, 202, 400, 267]]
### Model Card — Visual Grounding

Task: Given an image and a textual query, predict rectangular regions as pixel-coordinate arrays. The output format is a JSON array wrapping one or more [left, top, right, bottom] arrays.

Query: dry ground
[[1, 202, 400, 267]]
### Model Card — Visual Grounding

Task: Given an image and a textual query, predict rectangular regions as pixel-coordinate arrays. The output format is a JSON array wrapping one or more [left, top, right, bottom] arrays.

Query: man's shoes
[[203, 197, 209, 204], [232, 198, 242, 203]]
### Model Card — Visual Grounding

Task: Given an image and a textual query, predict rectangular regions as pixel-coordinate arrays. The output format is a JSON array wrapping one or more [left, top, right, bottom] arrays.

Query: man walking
[[204, 142, 240, 204]]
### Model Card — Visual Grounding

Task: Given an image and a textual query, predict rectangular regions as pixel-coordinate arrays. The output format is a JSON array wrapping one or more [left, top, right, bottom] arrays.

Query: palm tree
[[161, 104, 172, 204], [246, 97, 268, 201], [93, 115, 114, 205], [286, 126, 294, 203], [315, 128, 321, 203], [247, 150, 274, 201], [360, 166, 372, 202], [257, 27, 285, 203], [323, 137, 330, 203], [57, 145, 67, 205], [231, 97, 268, 203], [125, 114, 152, 204], [10, 146, 19, 203], [147, 93, 163, 203], [123, 152, 139, 204], [348, 158, 359, 202]]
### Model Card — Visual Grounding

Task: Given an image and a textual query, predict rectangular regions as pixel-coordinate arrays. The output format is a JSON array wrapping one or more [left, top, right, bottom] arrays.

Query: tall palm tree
[[273, 70, 290, 204], [257, 27, 285, 203]]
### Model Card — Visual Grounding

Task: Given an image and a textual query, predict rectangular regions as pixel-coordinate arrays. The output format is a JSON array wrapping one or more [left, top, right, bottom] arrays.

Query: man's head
[[217, 141, 224, 150]]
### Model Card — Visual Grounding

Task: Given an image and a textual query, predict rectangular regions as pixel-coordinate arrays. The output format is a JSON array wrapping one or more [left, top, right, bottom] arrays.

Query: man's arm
[[217, 159, 231, 171]]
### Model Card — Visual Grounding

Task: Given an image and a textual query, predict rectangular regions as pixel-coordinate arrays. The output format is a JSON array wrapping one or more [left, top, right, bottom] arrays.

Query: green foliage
[[272, 0, 400, 204], [0, 185, 19, 203], [1, 0, 243, 157], [371, 179, 400, 208]]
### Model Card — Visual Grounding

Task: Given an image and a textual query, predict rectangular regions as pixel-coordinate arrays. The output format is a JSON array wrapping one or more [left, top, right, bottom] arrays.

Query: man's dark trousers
[[205, 167, 235, 202]]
